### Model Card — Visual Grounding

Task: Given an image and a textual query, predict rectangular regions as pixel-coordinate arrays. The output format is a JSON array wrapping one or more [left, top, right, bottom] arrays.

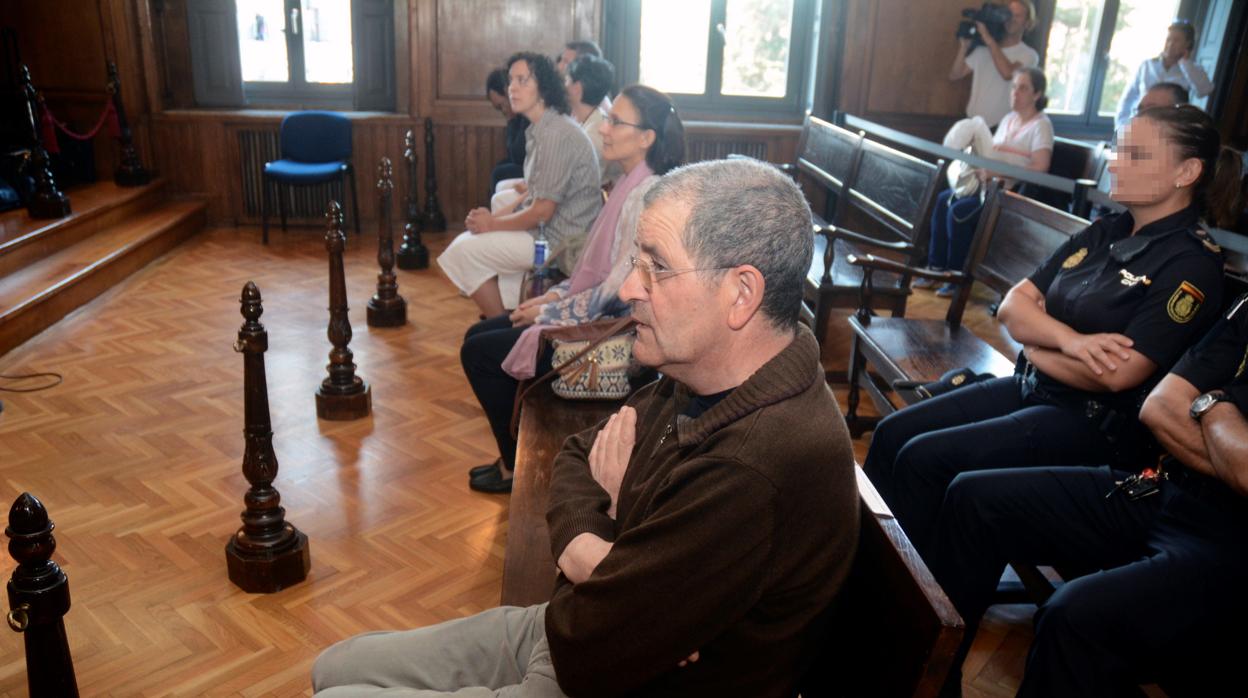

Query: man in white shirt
[[1115, 21, 1214, 132], [949, 0, 1040, 128]]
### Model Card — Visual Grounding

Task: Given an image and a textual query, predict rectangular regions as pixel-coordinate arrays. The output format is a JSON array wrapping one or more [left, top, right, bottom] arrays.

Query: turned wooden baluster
[[108, 61, 151, 187], [6, 493, 79, 697], [19, 65, 71, 219], [316, 201, 372, 420], [225, 282, 310, 593], [397, 129, 429, 270], [420, 117, 447, 232], [367, 157, 407, 327]]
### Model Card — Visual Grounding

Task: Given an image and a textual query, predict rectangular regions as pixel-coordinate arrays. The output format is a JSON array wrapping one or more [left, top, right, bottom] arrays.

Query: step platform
[[0, 180, 206, 356]]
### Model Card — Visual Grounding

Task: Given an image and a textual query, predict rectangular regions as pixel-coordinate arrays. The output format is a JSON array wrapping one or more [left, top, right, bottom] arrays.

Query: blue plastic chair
[[261, 111, 360, 244]]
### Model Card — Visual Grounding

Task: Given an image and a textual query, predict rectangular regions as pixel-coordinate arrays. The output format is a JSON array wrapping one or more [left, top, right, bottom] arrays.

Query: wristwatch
[[1190, 390, 1232, 421]]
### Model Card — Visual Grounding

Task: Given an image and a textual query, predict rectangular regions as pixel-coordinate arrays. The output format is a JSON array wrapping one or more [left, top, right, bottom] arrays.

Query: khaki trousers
[[312, 604, 566, 697]]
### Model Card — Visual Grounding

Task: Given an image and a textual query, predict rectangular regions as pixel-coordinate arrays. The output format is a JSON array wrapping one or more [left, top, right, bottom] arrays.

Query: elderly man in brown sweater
[[312, 158, 860, 697]]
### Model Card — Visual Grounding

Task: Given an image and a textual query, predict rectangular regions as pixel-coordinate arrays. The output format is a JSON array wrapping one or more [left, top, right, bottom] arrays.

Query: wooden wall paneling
[[153, 0, 196, 110], [862, 0, 970, 118], [7, 3, 109, 94]]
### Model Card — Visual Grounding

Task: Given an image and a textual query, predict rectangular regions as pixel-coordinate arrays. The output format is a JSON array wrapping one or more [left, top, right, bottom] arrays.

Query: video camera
[[956, 3, 1013, 50]]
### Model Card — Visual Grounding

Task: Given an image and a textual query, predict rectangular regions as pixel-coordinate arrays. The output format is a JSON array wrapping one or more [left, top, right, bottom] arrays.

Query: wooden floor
[[0, 224, 1035, 696]]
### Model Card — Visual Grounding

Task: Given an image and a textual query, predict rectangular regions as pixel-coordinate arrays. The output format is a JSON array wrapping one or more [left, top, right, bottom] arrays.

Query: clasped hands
[[509, 291, 559, 327]]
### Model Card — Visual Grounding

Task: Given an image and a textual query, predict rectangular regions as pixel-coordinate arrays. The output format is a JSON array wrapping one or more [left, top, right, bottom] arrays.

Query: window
[[614, 0, 820, 118], [186, 0, 394, 111], [1043, 0, 1236, 134], [237, 0, 354, 105]]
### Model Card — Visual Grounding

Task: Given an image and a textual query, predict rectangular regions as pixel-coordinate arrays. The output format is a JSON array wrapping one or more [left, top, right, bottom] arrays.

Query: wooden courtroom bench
[[843, 181, 1088, 436], [761, 116, 944, 346], [501, 386, 965, 696], [806, 131, 945, 345], [501, 382, 617, 606], [800, 468, 964, 698]]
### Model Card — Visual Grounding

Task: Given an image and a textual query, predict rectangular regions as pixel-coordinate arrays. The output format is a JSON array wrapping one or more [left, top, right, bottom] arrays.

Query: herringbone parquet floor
[[0, 223, 1039, 697], [0, 225, 510, 696]]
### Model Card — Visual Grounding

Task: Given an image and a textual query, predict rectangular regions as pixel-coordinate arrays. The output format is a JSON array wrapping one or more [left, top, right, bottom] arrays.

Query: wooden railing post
[[316, 201, 372, 420], [226, 282, 310, 593], [19, 65, 71, 219], [368, 157, 407, 327], [420, 117, 446, 232], [108, 61, 152, 187], [397, 129, 429, 269], [6, 492, 79, 697]]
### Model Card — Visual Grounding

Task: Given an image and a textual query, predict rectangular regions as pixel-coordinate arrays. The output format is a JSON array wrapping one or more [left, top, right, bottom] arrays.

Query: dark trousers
[[932, 465, 1248, 696], [460, 315, 552, 470], [490, 162, 524, 196], [861, 376, 1115, 557], [927, 188, 984, 270]]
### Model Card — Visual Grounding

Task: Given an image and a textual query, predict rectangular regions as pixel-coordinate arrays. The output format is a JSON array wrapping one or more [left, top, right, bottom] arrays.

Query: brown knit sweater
[[545, 326, 860, 697]]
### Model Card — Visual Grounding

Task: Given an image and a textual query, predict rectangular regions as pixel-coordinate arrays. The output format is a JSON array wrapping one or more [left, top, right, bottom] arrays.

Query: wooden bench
[[800, 468, 964, 698], [843, 181, 1088, 436], [501, 382, 617, 607], [501, 385, 964, 695], [1019, 136, 1109, 212], [808, 136, 946, 345], [773, 115, 945, 345]]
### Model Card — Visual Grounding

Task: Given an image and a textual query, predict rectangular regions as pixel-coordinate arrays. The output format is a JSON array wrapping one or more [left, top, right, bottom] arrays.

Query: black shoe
[[469, 466, 513, 494], [469, 459, 502, 479]]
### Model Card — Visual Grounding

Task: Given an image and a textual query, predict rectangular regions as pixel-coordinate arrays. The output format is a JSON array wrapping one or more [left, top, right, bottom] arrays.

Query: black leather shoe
[[469, 459, 502, 479], [469, 466, 513, 494]]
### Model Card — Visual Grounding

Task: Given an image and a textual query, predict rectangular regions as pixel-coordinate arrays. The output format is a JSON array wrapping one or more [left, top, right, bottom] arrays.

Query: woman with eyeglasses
[[461, 85, 686, 493], [438, 51, 603, 318], [863, 104, 1242, 560]]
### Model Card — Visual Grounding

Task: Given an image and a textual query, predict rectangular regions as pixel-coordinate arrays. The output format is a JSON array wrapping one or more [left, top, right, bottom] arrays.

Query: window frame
[[186, 0, 394, 112], [609, 0, 821, 121], [238, 0, 354, 109], [1046, 0, 1237, 139]]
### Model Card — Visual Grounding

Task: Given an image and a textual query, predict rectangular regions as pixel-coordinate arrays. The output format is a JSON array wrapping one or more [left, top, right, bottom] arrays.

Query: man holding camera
[[949, 0, 1039, 128]]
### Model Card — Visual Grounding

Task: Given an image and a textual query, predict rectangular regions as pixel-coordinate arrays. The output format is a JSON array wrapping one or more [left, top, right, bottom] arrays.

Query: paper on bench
[[855, 466, 894, 518]]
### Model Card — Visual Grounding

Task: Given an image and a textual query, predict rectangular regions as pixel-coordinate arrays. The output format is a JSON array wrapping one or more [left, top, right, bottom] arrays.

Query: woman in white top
[[919, 67, 1054, 296], [1114, 20, 1214, 133]]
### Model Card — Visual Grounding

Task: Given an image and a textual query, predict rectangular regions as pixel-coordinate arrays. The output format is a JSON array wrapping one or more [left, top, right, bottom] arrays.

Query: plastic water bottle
[[531, 221, 549, 298]]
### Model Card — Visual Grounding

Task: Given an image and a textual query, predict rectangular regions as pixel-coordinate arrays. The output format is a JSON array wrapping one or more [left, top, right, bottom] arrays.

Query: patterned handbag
[[549, 326, 635, 400], [508, 316, 638, 437]]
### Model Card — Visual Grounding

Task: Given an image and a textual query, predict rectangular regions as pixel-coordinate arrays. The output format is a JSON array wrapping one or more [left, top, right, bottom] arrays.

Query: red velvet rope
[[39, 100, 121, 154]]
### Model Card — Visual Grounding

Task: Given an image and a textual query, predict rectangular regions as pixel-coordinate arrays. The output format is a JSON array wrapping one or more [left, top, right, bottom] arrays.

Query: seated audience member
[[555, 39, 603, 75], [566, 54, 623, 186], [948, 0, 1039, 128], [486, 67, 529, 193], [1115, 20, 1214, 133], [462, 85, 686, 494], [1136, 80, 1190, 114], [917, 67, 1054, 297], [930, 294, 1248, 696], [863, 105, 1237, 558], [556, 39, 611, 111], [312, 158, 860, 698], [438, 52, 602, 317]]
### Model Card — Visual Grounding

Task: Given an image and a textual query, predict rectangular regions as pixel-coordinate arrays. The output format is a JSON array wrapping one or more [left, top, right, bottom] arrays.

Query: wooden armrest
[[824, 225, 913, 253], [846, 254, 967, 283]]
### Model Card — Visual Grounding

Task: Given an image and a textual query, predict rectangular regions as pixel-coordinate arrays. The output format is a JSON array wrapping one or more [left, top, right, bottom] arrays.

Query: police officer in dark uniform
[[929, 291, 1248, 696], [864, 105, 1231, 557]]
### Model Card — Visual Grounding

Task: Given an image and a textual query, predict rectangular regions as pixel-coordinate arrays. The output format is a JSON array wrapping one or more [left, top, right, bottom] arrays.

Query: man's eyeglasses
[[628, 256, 734, 291], [605, 114, 646, 130]]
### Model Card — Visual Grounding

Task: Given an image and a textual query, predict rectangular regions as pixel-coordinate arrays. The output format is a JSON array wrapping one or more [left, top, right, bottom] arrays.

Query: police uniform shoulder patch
[[1061, 247, 1088, 269], [1167, 281, 1206, 324]]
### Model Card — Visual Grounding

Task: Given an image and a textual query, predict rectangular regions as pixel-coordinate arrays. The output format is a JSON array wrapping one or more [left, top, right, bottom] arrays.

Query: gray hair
[[643, 158, 813, 329]]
